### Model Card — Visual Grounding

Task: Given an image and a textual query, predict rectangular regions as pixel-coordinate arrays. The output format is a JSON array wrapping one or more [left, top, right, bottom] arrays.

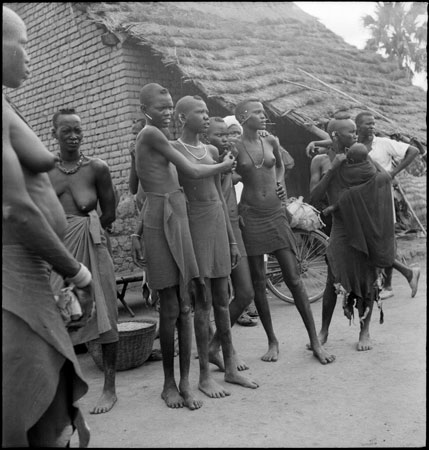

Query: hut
[[5, 2, 426, 273]]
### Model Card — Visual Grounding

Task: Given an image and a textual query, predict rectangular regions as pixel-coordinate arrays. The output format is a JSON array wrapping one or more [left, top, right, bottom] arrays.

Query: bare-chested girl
[[134, 83, 235, 409], [234, 98, 335, 365], [172, 96, 259, 398]]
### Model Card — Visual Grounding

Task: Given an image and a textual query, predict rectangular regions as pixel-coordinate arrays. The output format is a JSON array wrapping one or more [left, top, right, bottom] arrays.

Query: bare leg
[[210, 258, 254, 370], [90, 342, 117, 414], [177, 283, 203, 410], [392, 260, 420, 297], [248, 254, 279, 362], [211, 277, 258, 389], [307, 263, 337, 348], [273, 248, 335, 365], [357, 292, 374, 351], [158, 288, 185, 409], [194, 279, 231, 398]]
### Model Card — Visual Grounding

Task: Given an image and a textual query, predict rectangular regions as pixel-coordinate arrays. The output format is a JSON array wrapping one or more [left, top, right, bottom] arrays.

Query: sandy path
[[71, 257, 426, 448]]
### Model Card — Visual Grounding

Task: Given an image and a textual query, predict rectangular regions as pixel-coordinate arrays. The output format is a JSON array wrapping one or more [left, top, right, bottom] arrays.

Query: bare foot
[[234, 354, 249, 371], [357, 332, 373, 351], [409, 266, 420, 298], [261, 342, 279, 362], [179, 383, 203, 410], [90, 390, 117, 414], [208, 349, 225, 372], [312, 345, 336, 364], [224, 371, 259, 389], [161, 385, 184, 408], [198, 377, 231, 398], [307, 331, 328, 350]]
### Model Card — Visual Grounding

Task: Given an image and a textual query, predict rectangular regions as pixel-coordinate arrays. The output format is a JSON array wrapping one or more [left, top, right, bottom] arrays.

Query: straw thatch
[[83, 1, 427, 143]]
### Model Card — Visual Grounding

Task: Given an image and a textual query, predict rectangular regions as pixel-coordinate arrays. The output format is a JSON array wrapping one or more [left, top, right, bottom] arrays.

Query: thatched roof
[[83, 1, 427, 142]]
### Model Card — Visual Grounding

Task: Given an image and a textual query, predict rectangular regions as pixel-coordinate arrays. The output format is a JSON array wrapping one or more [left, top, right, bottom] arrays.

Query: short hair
[[139, 83, 170, 106], [52, 108, 78, 128], [355, 111, 374, 126], [347, 143, 368, 162], [234, 98, 260, 122], [175, 95, 205, 117]]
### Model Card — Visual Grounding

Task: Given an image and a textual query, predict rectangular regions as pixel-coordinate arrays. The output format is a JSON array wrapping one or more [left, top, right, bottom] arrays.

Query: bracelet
[[229, 242, 238, 245], [421, 151, 427, 157], [66, 263, 92, 288], [130, 233, 141, 238]]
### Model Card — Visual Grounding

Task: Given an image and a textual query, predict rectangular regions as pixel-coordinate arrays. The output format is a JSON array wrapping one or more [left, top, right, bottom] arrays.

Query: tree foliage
[[362, 2, 427, 78]]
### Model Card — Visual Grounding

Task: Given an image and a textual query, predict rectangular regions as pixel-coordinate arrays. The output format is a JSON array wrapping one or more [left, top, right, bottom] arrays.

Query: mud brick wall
[[5, 2, 228, 274]]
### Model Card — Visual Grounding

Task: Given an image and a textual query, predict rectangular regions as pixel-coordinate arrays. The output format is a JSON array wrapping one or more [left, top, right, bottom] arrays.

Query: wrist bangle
[[421, 151, 427, 157], [130, 233, 141, 238], [230, 242, 238, 245], [66, 263, 92, 288]]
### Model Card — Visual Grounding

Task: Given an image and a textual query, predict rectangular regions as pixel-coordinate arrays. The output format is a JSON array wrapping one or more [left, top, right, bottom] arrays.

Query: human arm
[[94, 159, 116, 229], [306, 139, 332, 158], [129, 142, 139, 195], [310, 154, 346, 203], [131, 208, 146, 268], [213, 152, 240, 269], [140, 126, 234, 178], [390, 145, 419, 178]]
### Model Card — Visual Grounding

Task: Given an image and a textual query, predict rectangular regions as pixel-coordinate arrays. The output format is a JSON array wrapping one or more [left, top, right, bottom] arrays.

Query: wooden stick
[[282, 79, 329, 94], [297, 68, 396, 125], [396, 181, 427, 236]]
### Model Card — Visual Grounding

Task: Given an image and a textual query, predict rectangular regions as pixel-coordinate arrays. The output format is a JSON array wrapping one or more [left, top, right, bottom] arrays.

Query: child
[[322, 143, 369, 216], [172, 96, 259, 397], [133, 83, 235, 410]]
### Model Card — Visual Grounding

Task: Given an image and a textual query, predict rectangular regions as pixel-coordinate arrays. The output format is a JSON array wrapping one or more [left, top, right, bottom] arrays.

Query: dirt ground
[[71, 238, 426, 448]]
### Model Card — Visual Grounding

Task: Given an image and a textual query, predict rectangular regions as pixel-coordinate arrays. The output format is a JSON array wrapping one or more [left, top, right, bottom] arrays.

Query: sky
[[294, 1, 427, 90]]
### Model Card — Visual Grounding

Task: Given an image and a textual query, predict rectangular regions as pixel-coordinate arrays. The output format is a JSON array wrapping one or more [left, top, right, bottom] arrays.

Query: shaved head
[[234, 98, 260, 123], [175, 95, 205, 117], [3, 6, 25, 41], [327, 118, 355, 136], [139, 83, 170, 106]]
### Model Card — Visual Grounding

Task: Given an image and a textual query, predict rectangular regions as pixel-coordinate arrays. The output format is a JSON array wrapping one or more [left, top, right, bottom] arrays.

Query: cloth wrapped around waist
[[50, 210, 118, 345], [187, 198, 231, 278], [238, 202, 297, 256], [2, 244, 88, 440], [143, 189, 199, 301]]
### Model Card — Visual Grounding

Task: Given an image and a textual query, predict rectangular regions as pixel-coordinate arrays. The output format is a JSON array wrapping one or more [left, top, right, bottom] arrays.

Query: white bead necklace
[[177, 138, 208, 160]]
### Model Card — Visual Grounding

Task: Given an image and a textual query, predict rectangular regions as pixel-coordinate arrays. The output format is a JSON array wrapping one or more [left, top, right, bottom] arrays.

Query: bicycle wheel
[[266, 229, 329, 304]]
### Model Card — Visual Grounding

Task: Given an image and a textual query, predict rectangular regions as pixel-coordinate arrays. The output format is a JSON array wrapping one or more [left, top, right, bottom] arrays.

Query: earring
[[144, 113, 152, 120]]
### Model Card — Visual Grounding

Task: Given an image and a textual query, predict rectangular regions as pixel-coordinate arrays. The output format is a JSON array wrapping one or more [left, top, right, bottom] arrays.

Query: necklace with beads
[[57, 152, 86, 175], [242, 136, 265, 169], [177, 138, 208, 160]]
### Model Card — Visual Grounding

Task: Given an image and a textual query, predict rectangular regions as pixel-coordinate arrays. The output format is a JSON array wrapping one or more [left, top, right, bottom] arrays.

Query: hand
[[306, 142, 317, 158], [131, 235, 147, 268], [331, 153, 346, 170], [220, 150, 235, 172], [68, 282, 95, 331], [322, 205, 335, 216], [230, 243, 241, 269], [275, 182, 286, 201]]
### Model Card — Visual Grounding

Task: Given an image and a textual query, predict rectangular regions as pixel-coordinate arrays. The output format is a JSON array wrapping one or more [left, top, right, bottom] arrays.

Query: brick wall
[[5, 2, 232, 274]]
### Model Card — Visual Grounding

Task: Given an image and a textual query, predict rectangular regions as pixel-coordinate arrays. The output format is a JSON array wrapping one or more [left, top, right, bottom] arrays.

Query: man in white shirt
[[355, 111, 420, 300]]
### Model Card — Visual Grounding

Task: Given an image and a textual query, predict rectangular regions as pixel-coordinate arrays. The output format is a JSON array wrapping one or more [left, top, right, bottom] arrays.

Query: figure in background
[[49, 108, 119, 415], [172, 96, 259, 397], [132, 83, 235, 409], [234, 98, 335, 365]]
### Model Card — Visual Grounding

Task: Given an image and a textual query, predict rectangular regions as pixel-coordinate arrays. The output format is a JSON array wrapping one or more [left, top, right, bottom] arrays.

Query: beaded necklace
[[57, 152, 86, 175], [177, 138, 208, 160], [242, 136, 265, 169]]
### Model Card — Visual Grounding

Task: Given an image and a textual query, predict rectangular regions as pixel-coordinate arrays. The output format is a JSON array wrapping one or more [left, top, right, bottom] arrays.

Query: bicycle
[[265, 228, 329, 304]]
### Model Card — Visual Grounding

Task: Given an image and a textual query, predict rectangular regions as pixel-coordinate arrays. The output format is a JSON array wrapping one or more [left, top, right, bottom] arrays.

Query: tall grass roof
[[83, 1, 426, 141]]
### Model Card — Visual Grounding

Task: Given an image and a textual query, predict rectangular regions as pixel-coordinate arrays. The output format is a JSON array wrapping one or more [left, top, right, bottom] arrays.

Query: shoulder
[[86, 156, 110, 174], [207, 143, 219, 157], [311, 154, 327, 167]]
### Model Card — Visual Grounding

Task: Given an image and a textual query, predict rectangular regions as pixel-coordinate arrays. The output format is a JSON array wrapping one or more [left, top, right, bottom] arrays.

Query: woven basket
[[87, 319, 157, 371]]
